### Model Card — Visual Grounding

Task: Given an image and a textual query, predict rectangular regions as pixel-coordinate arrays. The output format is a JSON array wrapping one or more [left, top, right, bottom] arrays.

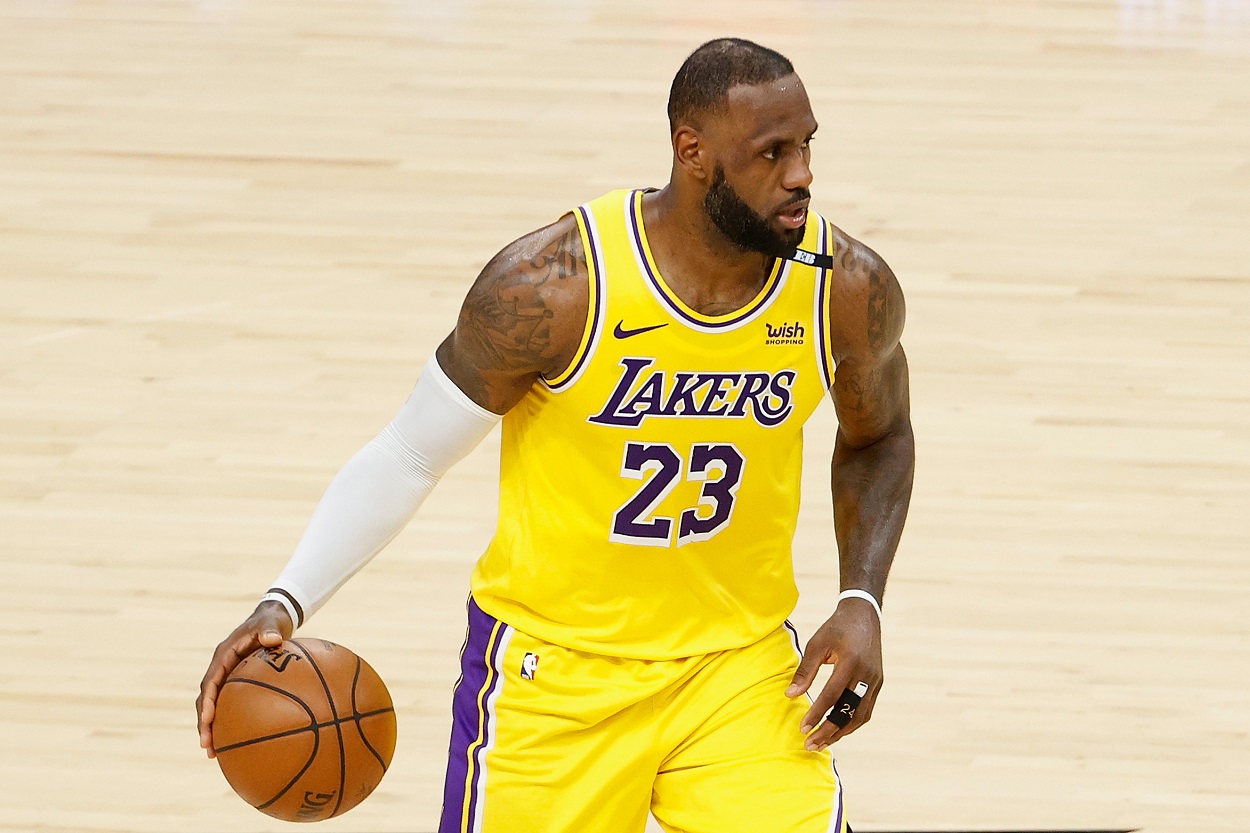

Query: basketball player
[[197, 38, 914, 833]]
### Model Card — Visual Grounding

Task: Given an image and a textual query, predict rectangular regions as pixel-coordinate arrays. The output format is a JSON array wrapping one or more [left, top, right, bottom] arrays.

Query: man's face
[[699, 74, 817, 257]]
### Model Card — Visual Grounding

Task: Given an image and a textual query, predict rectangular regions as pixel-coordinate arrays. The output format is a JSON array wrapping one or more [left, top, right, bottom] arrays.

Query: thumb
[[257, 629, 285, 648], [786, 650, 824, 698]]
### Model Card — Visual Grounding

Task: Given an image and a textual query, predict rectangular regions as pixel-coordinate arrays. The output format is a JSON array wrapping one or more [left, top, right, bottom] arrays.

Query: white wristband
[[837, 588, 882, 620], [261, 591, 302, 631]]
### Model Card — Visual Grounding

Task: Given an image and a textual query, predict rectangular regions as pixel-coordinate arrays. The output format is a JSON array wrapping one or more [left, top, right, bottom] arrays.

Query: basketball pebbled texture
[[213, 638, 397, 822]]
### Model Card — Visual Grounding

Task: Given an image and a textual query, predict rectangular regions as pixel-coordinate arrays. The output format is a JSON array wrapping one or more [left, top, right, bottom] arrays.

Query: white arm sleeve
[[260, 356, 501, 627]]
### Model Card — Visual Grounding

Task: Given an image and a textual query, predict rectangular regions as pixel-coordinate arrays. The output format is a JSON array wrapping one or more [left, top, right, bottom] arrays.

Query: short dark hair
[[667, 38, 795, 131]]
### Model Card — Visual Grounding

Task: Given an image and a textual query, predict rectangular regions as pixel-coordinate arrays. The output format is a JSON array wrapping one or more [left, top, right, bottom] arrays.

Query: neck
[[642, 185, 773, 304]]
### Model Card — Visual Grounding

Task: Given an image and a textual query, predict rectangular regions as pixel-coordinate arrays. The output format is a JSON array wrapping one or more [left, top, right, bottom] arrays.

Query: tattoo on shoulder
[[867, 263, 891, 353], [838, 237, 899, 355], [458, 222, 587, 382]]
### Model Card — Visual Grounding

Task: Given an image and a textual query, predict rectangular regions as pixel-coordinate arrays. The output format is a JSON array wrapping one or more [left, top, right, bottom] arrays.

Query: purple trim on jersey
[[815, 221, 835, 391], [439, 598, 505, 833], [782, 619, 803, 656], [547, 204, 604, 392], [626, 190, 786, 330]]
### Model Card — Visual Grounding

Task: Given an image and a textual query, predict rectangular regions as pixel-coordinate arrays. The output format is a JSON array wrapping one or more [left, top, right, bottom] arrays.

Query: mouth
[[776, 198, 809, 230]]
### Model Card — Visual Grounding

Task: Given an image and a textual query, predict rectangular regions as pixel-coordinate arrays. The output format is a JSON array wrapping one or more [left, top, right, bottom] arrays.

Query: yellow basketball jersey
[[471, 189, 838, 660]]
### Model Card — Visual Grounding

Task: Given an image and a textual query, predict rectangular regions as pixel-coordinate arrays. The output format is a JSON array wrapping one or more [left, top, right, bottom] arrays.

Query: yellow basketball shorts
[[437, 598, 847, 833]]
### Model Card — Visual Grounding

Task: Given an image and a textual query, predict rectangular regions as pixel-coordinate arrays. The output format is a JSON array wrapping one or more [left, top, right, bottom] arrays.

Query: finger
[[201, 726, 216, 758], [858, 680, 881, 724], [830, 680, 870, 740], [808, 678, 878, 749], [844, 679, 882, 734], [805, 712, 842, 750], [786, 646, 828, 698], [198, 663, 246, 751], [800, 660, 854, 733], [198, 679, 219, 756], [198, 677, 219, 731], [257, 628, 284, 648], [229, 630, 260, 660], [804, 675, 868, 749], [197, 635, 255, 745]]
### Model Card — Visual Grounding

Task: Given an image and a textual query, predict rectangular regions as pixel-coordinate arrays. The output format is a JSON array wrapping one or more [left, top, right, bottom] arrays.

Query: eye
[[762, 144, 782, 161]]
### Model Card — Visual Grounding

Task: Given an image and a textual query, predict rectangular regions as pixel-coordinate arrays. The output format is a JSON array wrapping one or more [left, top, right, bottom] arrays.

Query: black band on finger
[[825, 681, 870, 728]]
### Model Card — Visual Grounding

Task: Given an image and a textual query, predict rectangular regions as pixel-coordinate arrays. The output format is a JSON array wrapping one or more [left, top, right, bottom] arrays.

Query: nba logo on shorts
[[520, 652, 539, 680]]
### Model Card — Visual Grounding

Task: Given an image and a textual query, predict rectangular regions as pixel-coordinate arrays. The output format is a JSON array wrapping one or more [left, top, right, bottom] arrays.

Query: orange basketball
[[212, 638, 397, 822]]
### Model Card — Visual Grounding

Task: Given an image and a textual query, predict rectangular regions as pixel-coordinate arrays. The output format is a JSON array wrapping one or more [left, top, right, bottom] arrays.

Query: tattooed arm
[[437, 214, 590, 414], [786, 230, 916, 749]]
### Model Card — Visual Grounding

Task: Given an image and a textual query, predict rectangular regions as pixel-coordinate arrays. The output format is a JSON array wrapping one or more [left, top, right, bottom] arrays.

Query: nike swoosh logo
[[613, 321, 668, 339]]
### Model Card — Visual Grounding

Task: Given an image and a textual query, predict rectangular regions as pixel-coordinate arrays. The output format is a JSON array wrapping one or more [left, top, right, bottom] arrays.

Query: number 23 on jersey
[[609, 442, 745, 548]]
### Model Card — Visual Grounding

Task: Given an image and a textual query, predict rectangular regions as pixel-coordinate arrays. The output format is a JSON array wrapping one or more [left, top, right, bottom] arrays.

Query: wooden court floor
[[1, 1, 1247, 831]]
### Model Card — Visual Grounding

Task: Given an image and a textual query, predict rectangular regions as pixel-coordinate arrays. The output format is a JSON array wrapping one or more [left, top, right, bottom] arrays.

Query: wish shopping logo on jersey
[[764, 320, 805, 345], [588, 357, 796, 428]]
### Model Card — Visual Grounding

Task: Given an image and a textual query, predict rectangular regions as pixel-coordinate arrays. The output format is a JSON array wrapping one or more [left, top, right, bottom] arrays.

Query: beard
[[703, 164, 807, 258]]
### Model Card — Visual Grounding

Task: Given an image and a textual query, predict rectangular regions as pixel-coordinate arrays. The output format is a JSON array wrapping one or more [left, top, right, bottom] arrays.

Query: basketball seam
[[215, 677, 317, 757], [214, 706, 394, 754], [292, 639, 348, 819], [255, 727, 322, 811], [254, 688, 322, 811], [351, 655, 389, 772]]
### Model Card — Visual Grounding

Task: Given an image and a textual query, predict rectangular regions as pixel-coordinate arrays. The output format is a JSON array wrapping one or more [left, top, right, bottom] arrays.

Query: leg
[[650, 625, 847, 833], [439, 598, 660, 833]]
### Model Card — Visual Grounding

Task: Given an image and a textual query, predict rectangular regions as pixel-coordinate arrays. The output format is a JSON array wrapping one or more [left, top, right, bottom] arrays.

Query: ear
[[672, 125, 713, 182]]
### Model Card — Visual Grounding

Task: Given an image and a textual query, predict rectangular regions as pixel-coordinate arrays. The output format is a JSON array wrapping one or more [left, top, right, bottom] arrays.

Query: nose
[[783, 148, 813, 191]]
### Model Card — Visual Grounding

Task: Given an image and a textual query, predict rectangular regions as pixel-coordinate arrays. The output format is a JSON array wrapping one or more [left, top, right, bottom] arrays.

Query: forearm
[[830, 422, 915, 603], [266, 356, 501, 626], [266, 433, 438, 625]]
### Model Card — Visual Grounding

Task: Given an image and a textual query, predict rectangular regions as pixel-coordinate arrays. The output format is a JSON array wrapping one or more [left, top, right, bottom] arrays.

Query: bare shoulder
[[437, 213, 590, 413], [825, 224, 906, 363], [823, 224, 911, 446]]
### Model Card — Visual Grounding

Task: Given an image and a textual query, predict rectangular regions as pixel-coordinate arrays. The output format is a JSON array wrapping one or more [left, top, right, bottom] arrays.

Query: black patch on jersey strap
[[787, 248, 834, 269]]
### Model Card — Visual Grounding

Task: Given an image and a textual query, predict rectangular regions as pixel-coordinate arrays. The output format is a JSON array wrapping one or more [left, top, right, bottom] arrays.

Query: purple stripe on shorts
[[438, 598, 504, 833], [831, 755, 845, 833], [784, 620, 845, 833]]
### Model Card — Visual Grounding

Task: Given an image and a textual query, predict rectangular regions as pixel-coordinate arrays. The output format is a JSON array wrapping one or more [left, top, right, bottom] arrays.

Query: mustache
[[779, 189, 811, 210]]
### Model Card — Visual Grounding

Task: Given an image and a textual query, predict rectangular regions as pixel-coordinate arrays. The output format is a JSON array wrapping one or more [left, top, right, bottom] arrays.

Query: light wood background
[[1, 1, 1247, 831]]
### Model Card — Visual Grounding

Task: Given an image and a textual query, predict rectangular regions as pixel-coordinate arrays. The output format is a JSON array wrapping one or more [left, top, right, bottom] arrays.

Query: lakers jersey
[[470, 189, 838, 660]]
